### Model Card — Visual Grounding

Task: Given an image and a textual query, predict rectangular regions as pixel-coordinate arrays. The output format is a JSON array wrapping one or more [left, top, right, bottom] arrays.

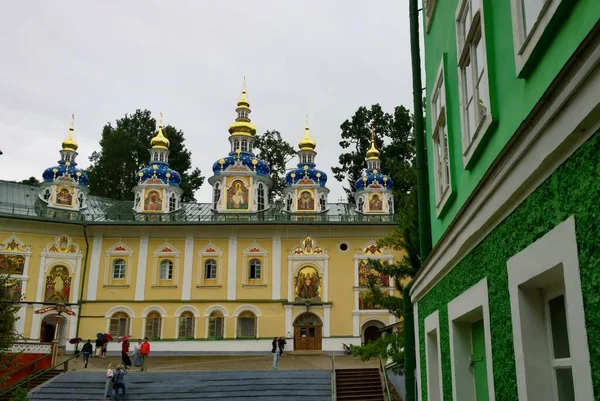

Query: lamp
[[56, 302, 66, 315]]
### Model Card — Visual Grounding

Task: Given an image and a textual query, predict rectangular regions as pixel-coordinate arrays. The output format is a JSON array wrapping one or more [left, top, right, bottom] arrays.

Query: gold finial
[[298, 115, 316, 151], [228, 77, 256, 136], [236, 148, 241, 160], [366, 121, 380, 160], [62, 113, 79, 151], [151, 112, 169, 150]]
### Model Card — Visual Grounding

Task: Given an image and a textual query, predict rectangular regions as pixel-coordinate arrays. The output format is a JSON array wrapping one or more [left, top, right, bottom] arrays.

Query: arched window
[[208, 311, 224, 339], [286, 195, 292, 211], [112, 259, 126, 280], [239, 110, 248, 119], [78, 193, 85, 208], [213, 183, 221, 209], [64, 153, 71, 162], [249, 259, 261, 280], [241, 140, 248, 152], [109, 312, 130, 337], [160, 260, 173, 280], [159, 152, 165, 162], [179, 311, 195, 339], [145, 311, 162, 339], [233, 139, 240, 150], [257, 183, 265, 211], [135, 193, 141, 207], [153, 153, 159, 161], [43, 189, 51, 201], [204, 259, 217, 280], [319, 195, 326, 211], [169, 193, 177, 212], [358, 197, 364, 212], [387, 197, 394, 213], [237, 311, 257, 338]]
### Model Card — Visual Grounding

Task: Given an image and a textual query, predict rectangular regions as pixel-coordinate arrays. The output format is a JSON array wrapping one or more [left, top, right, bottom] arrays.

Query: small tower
[[354, 124, 394, 214], [132, 113, 183, 214], [209, 79, 272, 213], [40, 115, 89, 211], [283, 118, 329, 213]]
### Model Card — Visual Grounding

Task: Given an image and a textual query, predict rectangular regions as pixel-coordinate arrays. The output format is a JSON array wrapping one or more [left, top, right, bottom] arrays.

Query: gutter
[[75, 224, 90, 338]]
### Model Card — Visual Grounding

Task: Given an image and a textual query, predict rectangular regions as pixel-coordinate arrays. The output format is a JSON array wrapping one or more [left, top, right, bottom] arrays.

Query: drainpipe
[[75, 224, 89, 338], [407, 0, 431, 400]]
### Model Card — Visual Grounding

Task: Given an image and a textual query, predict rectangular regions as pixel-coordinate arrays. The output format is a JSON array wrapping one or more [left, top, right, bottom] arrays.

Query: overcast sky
[[0, 0, 418, 203]]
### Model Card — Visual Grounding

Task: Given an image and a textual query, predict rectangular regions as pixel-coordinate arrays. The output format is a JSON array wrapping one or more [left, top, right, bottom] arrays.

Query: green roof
[[0, 181, 395, 226]]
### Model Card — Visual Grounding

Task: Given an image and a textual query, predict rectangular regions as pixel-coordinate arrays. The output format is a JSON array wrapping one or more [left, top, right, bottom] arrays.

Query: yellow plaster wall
[[190, 238, 229, 300], [95, 237, 140, 301], [144, 238, 186, 300]]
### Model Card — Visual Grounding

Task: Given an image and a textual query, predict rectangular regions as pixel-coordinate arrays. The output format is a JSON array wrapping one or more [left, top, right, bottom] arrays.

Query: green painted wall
[[417, 131, 600, 400], [423, 0, 600, 244]]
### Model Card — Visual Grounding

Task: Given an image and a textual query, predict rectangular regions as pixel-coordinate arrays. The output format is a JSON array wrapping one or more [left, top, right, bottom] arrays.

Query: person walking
[[95, 338, 103, 358], [277, 337, 287, 356], [104, 363, 114, 400], [139, 337, 151, 372], [112, 365, 127, 401], [81, 340, 93, 368], [102, 338, 108, 358], [271, 337, 279, 370], [74, 342, 81, 362], [121, 340, 132, 370], [133, 339, 142, 370]]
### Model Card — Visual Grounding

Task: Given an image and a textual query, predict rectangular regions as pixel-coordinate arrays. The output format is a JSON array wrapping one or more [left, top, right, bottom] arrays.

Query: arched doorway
[[40, 314, 68, 345], [293, 313, 322, 351], [362, 320, 385, 345]]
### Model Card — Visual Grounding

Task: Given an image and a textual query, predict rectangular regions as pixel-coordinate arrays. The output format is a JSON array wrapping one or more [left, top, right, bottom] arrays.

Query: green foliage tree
[[0, 270, 21, 384], [86, 109, 204, 202], [253, 130, 296, 203], [9, 386, 29, 401], [17, 177, 40, 186]]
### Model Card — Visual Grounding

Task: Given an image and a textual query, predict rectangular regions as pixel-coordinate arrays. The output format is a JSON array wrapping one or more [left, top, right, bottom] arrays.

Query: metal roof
[[0, 181, 395, 226]]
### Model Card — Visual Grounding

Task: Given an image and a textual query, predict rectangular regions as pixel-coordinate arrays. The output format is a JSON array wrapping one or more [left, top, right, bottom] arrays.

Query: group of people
[[77, 337, 151, 372], [104, 363, 127, 401], [271, 336, 287, 370]]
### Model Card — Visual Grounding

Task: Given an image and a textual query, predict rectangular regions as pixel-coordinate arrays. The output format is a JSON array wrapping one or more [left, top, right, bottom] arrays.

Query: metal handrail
[[0, 353, 78, 396], [331, 354, 337, 401], [380, 357, 392, 401], [0, 354, 50, 383]]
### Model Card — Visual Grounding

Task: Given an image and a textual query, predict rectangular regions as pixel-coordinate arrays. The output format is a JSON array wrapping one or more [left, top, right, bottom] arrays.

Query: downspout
[[75, 224, 90, 338], [407, 0, 432, 400]]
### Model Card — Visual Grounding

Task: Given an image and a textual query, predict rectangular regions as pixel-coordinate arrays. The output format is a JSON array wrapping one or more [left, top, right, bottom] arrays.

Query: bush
[[9, 386, 28, 401]]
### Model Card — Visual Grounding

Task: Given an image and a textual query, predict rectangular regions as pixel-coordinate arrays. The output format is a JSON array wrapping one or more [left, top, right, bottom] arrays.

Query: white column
[[414, 302, 423, 401], [287, 259, 293, 302], [15, 305, 27, 337], [181, 235, 194, 300], [29, 303, 42, 340], [134, 235, 149, 301], [21, 254, 31, 296], [285, 305, 293, 338], [87, 235, 103, 301], [323, 258, 329, 302], [65, 307, 79, 351], [271, 236, 281, 300], [323, 305, 331, 337], [227, 236, 237, 300], [71, 256, 83, 303], [353, 259, 359, 287], [35, 256, 47, 303], [353, 313, 360, 337]]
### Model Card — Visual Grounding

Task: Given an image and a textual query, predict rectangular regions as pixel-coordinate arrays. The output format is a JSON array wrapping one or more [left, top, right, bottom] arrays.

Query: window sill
[[151, 285, 178, 289], [196, 285, 222, 288], [462, 113, 496, 170], [435, 187, 455, 219], [103, 284, 130, 289], [243, 284, 267, 288]]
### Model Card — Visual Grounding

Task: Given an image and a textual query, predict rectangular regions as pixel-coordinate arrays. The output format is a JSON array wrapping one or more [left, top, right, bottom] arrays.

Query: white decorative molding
[[204, 305, 229, 317], [151, 241, 181, 286], [105, 305, 136, 318], [233, 304, 261, 339], [134, 235, 149, 301], [227, 236, 237, 300], [141, 305, 166, 339], [197, 241, 224, 287], [415, 302, 423, 401], [271, 236, 282, 300], [323, 304, 331, 337], [103, 240, 134, 287], [10, 342, 52, 354], [181, 235, 194, 300], [174, 305, 200, 339], [241, 241, 268, 286], [86, 235, 102, 300], [0, 233, 32, 302], [424, 311, 443, 401]]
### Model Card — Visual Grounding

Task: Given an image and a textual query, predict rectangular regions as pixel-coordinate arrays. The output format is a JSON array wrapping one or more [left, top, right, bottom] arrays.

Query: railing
[[8, 343, 53, 354], [331, 354, 337, 401], [0, 354, 50, 388], [0, 353, 78, 397], [379, 357, 392, 401]]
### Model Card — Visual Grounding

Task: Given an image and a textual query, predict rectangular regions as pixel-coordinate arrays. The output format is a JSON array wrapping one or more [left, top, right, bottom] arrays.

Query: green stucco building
[[412, 0, 599, 400]]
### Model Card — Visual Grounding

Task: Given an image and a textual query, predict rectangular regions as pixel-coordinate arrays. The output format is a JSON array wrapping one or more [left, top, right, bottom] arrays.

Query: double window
[[249, 259, 261, 280], [145, 311, 162, 339], [208, 311, 224, 339], [109, 312, 130, 337], [178, 311, 195, 339], [112, 259, 126, 280], [159, 259, 173, 280], [431, 62, 452, 211], [237, 311, 257, 338]]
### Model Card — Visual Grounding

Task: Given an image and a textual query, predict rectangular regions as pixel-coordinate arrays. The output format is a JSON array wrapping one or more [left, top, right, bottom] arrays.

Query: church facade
[[1, 86, 402, 354]]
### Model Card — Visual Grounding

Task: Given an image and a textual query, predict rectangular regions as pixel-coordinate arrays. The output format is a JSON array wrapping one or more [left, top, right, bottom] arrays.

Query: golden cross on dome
[[70, 113, 75, 128], [159, 112, 164, 127]]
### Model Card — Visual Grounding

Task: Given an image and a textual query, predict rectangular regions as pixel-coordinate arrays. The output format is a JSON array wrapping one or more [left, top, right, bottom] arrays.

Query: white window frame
[[112, 259, 126, 280], [213, 182, 221, 210], [425, 0, 439, 32], [424, 310, 443, 401], [455, 0, 494, 168], [507, 217, 594, 401], [431, 60, 452, 214], [257, 182, 265, 211], [509, 0, 562, 76], [447, 278, 496, 401], [204, 258, 217, 280], [159, 259, 173, 280], [249, 258, 262, 280]]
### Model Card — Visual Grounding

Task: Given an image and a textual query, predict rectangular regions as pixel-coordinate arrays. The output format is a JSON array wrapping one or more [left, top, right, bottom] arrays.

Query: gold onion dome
[[151, 113, 170, 149], [298, 118, 316, 151], [62, 114, 78, 151], [366, 126, 380, 160], [228, 80, 256, 136]]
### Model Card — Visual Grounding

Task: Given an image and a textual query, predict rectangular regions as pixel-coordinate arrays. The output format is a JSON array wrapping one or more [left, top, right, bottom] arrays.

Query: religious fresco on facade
[[292, 236, 324, 255], [55, 187, 73, 206], [359, 290, 385, 310], [0, 254, 25, 275], [295, 266, 321, 301], [44, 265, 71, 302], [358, 260, 390, 287], [6, 279, 23, 302], [144, 190, 163, 212], [227, 179, 249, 209], [297, 190, 315, 211], [368, 193, 383, 212], [47, 235, 78, 253]]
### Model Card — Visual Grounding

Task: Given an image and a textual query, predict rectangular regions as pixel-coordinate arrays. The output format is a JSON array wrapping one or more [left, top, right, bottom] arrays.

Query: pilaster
[[134, 235, 149, 301], [271, 236, 281, 300], [323, 304, 331, 337], [181, 235, 194, 300], [86, 235, 103, 301], [227, 236, 237, 300]]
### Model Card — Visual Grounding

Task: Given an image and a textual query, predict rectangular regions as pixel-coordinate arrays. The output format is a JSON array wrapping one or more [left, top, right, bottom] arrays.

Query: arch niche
[[293, 312, 323, 351], [362, 319, 385, 345]]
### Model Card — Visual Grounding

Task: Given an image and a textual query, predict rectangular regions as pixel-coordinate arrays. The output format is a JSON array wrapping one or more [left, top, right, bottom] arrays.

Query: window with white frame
[[425, 311, 443, 401], [178, 311, 195, 339], [159, 259, 173, 280], [249, 259, 261, 280], [319, 194, 326, 211], [286, 195, 292, 211], [241, 140, 249, 152], [357, 197, 364, 212], [431, 62, 451, 209], [213, 183, 221, 209], [204, 259, 217, 280], [43, 189, 51, 201], [109, 312, 130, 337], [112, 259, 126, 280], [507, 217, 594, 401], [169, 193, 177, 212], [208, 311, 224, 339], [425, 0, 439, 31], [257, 183, 265, 211], [456, 0, 492, 162], [509, 0, 560, 76]]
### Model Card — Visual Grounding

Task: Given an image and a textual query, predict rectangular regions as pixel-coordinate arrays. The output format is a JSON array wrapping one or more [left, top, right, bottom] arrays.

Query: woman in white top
[[133, 339, 142, 369], [104, 363, 113, 400]]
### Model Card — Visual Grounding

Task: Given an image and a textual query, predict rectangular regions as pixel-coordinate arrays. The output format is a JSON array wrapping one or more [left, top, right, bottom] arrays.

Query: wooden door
[[293, 313, 323, 350]]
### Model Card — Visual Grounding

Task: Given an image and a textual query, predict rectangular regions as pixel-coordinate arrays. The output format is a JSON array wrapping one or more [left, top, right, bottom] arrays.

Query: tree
[[253, 130, 296, 203], [0, 270, 21, 383], [17, 177, 40, 186], [86, 109, 204, 202]]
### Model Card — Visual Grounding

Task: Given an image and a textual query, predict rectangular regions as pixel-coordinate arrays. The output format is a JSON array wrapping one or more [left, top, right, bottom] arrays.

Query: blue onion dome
[[355, 169, 393, 191], [212, 151, 270, 176], [286, 165, 328, 187], [42, 119, 89, 187], [135, 162, 181, 186]]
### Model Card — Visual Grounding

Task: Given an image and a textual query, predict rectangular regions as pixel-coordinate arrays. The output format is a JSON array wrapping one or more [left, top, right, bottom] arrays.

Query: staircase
[[0, 369, 63, 401], [28, 370, 331, 400], [335, 368, 384, 400]]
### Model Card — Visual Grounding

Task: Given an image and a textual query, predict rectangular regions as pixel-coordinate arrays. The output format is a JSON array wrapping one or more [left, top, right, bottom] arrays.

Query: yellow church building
[[0, 87, 401, 354]]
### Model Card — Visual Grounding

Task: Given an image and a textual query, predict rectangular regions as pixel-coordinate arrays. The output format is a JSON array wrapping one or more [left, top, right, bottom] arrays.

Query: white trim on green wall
[[424, 310, 443, 401], [507, 216, 594, 400]]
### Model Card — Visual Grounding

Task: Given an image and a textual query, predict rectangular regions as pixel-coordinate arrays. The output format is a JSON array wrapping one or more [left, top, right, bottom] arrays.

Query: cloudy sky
[[0, 0, 418, 203]]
